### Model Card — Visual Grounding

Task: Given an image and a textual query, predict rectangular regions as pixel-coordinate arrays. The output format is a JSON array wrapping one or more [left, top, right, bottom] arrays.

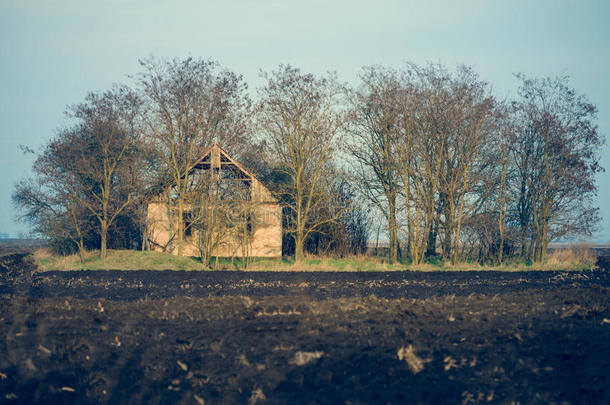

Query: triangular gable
[[187, 143, 277, 203], [189, 143, 255, 178]]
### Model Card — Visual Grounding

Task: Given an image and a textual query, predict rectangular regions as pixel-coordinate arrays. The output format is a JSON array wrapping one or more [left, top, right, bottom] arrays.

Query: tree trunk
[[141, 223, 147, 251], [294, 234, 304, 264], [497, 236, 505, 264], [387, 198, 398, 264], [426, 220, 438, 257], [77, 238, 86, 264], [540, 218, 549, 263], [100, 220, 108, 258], [176, 195, 185, 256]]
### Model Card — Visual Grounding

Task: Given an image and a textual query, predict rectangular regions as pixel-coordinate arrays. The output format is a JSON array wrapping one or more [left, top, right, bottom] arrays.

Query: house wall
[[146, 200, 282, 258], [207, 202, 282, 257], [146, 144, 282, 258], [147, 201, 171, 250]]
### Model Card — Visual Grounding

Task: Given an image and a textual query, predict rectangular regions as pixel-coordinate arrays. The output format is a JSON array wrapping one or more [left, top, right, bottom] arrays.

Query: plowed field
[[1, 254, 609, 404]]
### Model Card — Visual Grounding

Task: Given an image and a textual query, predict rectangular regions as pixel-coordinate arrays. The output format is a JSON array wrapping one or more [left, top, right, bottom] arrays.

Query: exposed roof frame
[[149, 143, 275, 202], [188, 143, 259, 182]]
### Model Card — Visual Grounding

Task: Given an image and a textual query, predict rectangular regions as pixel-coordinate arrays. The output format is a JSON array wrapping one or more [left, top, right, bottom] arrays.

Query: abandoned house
[[146, 143, 282, 258]]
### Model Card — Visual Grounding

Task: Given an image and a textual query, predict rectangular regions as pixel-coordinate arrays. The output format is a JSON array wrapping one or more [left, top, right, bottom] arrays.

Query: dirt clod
[[398, 345, 427, 373], [290, 351, 324, 366]]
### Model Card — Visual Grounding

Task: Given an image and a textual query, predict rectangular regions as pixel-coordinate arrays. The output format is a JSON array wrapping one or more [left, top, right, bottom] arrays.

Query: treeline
[[13, 58, 603, 265]]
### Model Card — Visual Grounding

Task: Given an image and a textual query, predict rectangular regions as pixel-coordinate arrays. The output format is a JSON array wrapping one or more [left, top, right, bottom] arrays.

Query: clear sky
[[1, 0, 609, 240]]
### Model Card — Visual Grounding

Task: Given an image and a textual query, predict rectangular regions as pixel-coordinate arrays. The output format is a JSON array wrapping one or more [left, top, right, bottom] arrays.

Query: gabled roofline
[[152, 143, 277, 203], [188, 142, 265, 184]]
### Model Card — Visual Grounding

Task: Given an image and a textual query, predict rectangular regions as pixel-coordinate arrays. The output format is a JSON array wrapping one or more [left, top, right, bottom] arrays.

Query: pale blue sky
[[1, 0, 609, 240]]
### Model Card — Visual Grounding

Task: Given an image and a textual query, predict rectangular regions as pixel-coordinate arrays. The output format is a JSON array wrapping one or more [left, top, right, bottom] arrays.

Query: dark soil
[[0, 255, 609, 404], [597, 254, 610, 271]]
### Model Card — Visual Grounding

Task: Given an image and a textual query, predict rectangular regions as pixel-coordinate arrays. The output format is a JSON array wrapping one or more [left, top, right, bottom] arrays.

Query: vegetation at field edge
[[33, 247, 598, 272]]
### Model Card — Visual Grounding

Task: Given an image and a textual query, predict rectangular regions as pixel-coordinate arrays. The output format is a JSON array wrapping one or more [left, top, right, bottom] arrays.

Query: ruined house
[[146, 143, 282, 257]]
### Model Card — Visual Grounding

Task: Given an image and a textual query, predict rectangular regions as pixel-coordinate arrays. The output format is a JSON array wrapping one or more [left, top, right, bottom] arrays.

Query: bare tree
[[14, 86, 143, 259], [394, 65, 444, 265], [346, 66, 403, 263], [439, 67, 496, 264], [349, 64, 498, 264], [509, 74, 603, 262], [491, 109, 513, 264], [190, 176, 231, 268], [188, 163, 254, 268], [137, 57, 251, 255], [67, 86, 143, 257], [396, 64, 498, 263], [257, 65, 347, 263]]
